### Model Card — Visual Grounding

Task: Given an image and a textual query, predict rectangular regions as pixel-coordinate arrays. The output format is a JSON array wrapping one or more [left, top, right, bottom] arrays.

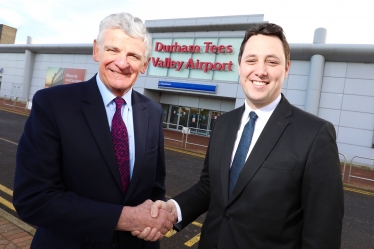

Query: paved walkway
[[0, 209, 34, 249], [1, 98, 374, 247]]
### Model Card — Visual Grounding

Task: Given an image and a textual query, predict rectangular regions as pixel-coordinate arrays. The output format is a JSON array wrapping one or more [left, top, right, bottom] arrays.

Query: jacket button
[[223, 214, 230, 221], [112, 239, 118, 246]]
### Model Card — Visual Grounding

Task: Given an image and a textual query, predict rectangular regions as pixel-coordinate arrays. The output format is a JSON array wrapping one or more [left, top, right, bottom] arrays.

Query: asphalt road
[[0, 109, 373, 249]]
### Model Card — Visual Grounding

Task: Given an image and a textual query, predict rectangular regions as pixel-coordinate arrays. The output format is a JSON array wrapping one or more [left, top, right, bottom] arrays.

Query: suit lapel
[[124, 91, 149, 201], [220, 106, 245, 205], [228, 96, 292, 205], [81, 77, 123, 192]]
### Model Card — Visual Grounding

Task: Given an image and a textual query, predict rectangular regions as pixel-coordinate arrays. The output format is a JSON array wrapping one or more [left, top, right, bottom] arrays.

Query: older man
[[14, 12, 172, 249], [143, 23, 344, 248]]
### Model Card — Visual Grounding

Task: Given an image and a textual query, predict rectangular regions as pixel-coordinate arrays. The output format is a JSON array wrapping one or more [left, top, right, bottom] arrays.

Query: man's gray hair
[[97, 12, 152, 60]]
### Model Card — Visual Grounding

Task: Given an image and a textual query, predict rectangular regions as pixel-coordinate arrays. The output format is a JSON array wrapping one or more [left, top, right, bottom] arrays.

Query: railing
[[163, 122, 209, 149], [2, 95, 31, 112], [339, 153, 347, 181], [182, 127, 209, 149], [2, 95, 16, 108], [163, 123, 185, 147], [348, 156, 374, 183]]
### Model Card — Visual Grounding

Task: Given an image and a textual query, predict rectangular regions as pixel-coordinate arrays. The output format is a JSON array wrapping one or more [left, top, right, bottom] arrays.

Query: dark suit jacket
[[13, 75, 166, 249], [174, 95, 344, 249]]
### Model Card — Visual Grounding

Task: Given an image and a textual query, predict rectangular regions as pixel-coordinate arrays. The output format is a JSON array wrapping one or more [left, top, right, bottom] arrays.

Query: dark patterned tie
[[111, 97, 130, 194], [229, 111, 258, 196]]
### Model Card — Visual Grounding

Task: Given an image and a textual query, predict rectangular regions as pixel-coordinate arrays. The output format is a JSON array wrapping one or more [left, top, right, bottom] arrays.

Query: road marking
[[165, 229, 177, 238], [0, 184, 13, 196], [0, 137, 18, 146], [344, 187, 374, 196], [165, 146, 205, 158], [185, 232, 201, 247], [0, 184, 16, 211], [192, 221, 202, 227], [0, 196, 15, 211], [0, 107, 29, 116]]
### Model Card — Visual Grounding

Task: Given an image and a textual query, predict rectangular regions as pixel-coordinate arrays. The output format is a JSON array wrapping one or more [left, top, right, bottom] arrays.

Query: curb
[[0, 207, 36, 236]]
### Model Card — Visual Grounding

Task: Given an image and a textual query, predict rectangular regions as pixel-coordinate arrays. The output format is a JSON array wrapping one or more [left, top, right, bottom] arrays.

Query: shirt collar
[[243, 94, 281, 121], [96, 73, 133, 109]]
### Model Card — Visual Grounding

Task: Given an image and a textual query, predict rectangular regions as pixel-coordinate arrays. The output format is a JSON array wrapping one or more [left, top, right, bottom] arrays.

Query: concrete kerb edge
[[0, 207, 36, 235]]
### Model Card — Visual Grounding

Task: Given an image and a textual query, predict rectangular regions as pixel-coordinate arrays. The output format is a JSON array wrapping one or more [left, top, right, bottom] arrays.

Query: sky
[[0, 0, 373, 45]]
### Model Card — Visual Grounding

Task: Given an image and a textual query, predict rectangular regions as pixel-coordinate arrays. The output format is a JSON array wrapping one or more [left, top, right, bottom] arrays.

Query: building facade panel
[[319, 92, 343, 109], [339, 110, 374, 130], [318, 108, 341, 126], [341, 95, 374, 113], [289, 60, 310, 75], [287, 75, 308, 90], [344, 78, 374, 96], [284, 89, 307, 106], [324, 62, 347, 77], [346, 63, 374, 80], [337, 127, 373, 148], [322, 76, 345, 93]]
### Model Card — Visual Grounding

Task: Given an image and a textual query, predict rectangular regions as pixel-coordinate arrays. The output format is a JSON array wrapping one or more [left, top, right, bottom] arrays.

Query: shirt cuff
[[170, 199, 182, 223]]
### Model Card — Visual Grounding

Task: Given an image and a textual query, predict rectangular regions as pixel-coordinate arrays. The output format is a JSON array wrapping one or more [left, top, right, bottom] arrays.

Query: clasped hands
[[116, 199, 177, 241]]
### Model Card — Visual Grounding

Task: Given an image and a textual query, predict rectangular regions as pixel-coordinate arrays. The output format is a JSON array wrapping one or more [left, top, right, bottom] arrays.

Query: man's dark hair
[[238, 23, 290, 64]]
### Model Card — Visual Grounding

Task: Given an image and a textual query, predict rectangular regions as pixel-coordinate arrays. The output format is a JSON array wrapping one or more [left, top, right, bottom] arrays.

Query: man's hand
[[131, 200, 178, 241], [116, 200, 174, 241]]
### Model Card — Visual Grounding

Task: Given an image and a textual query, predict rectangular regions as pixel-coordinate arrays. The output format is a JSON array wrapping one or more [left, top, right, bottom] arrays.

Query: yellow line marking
[[0, 184, 13, 196], [165, 229, 177, 238], [192, 221, 202, 227], [184, 233, 201, 247], [0, 107, 29, 116], [0, 137, 18, 146], [0, 196, 15, 211], [344, 187, 374, 196], [165, 146, 205, 158]]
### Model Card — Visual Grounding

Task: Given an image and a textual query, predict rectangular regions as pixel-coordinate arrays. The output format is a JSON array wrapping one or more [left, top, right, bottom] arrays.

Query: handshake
[[116, 199, 178, 241]]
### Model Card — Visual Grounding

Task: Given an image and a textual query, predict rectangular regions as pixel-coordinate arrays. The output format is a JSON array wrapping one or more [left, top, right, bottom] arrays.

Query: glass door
[[161, 104, 169, 128], [178, 107, 190, 130], [199, 109, 210, 136], [188, 108, 199, 134], [169, 106, 180, 129]]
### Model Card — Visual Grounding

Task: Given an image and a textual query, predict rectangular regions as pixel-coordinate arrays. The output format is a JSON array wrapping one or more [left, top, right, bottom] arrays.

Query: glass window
[[148, 38, 172, 76], [213, 38, 242, 82], [189, 38, 217, 80], [167, 38, 194, 78]]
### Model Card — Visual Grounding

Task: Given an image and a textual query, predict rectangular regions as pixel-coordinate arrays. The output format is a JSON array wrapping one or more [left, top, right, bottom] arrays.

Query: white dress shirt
[[172, 94, 281, 223], [96, 74, 136, 179], [230, 95, 281, 166]]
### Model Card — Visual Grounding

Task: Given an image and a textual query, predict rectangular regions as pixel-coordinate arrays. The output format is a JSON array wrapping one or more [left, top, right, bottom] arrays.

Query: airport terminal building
[[1, 14, 374, 168]]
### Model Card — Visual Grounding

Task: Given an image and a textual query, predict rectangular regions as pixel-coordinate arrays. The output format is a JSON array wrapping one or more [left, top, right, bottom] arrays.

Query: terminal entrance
[[161, 104, 224, 136]]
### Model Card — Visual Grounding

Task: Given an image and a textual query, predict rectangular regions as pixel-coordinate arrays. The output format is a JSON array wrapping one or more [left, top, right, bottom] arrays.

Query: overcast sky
[[0, 0, 373, 45]]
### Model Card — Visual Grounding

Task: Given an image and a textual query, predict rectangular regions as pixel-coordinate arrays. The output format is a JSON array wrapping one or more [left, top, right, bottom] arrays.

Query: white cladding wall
[[29, 54, 98, 99], [319, 62, 374, 166], [0, 53, 25, 98]]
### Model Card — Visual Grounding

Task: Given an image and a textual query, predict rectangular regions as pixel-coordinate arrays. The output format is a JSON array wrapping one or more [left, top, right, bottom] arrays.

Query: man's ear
[[284, 60, 291, 78], [93, 39, 100, 62], [140, 57, 151, 74]]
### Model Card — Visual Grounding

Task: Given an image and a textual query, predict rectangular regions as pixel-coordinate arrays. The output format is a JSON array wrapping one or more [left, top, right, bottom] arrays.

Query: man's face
[[93, 29, 150, 96], [238, 34, 290, 109]]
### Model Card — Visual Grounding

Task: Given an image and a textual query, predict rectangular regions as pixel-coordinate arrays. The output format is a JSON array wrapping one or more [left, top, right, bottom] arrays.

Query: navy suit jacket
[[174, 95, 344, 249], [14, 75, 166, 249]]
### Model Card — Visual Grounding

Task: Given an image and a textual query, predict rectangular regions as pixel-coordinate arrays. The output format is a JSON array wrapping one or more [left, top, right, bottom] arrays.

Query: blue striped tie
[[229, 111, 258, 196]]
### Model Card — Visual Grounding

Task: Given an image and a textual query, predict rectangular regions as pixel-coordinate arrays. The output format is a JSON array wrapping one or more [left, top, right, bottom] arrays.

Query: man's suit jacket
[[13, 75, 166, 249], [174, 95, 344, 249]]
